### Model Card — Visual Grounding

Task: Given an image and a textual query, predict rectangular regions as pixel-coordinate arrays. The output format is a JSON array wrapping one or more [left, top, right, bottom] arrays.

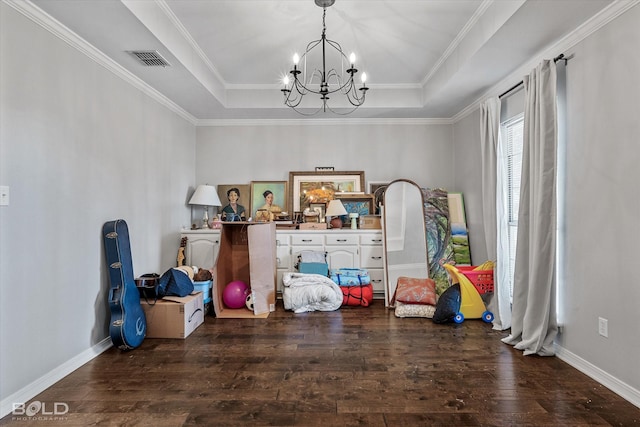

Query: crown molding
[[9, 0, 638, 126], [421, 0, 495, 86], [452, 0, 640, 123], [155, 0, 227, 87], [4, 0, 198, 125], [196, 117, 453, 127]]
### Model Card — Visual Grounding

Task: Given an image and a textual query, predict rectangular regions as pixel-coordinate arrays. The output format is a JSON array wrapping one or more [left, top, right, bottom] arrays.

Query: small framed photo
[[368, 181, 390, 214], [309, 202, 326, 222], [250, 181, 288, 221], [217, 184, 250, 221]]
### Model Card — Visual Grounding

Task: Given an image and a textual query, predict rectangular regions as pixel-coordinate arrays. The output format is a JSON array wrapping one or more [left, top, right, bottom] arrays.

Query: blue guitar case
[[103, 219, 146, 350]]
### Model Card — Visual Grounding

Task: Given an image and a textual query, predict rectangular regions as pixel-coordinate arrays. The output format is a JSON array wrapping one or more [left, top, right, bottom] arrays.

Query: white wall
[[452, 4, 640, 404], [196, 123, 455, 201], [452, 109, 487, 265], [557, 3, 640, 395], [0, 3, 195, 407]]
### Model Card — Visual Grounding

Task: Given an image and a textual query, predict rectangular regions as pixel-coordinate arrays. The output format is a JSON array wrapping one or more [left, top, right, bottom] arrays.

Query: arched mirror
[[382, 179, 430, 306]]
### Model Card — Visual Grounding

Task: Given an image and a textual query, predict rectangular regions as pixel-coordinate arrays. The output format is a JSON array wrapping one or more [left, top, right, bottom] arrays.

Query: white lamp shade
[[325, 199, 348, 217], [189, 184, 222, 207]]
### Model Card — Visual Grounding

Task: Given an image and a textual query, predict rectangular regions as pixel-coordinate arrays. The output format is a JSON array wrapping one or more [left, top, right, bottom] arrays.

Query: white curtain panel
[[502, 60, 558, 356], [480, 97, 511, 330]]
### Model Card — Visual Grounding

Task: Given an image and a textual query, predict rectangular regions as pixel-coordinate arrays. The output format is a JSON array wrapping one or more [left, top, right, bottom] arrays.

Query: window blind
[[502, 114, 524, 299]]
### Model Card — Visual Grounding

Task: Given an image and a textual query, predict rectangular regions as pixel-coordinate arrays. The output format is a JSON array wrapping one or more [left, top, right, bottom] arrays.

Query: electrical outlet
[[0, 186, 8, 206], [598, 317, 608, 337]]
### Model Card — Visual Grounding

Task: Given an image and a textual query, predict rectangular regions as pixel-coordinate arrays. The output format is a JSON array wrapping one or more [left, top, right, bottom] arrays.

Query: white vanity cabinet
[[289, 233, 325, 271], [359, 233, 385, 296], [180, 229, 221, 270], [181, 228, 384, 298], [284, 230, 384, 298], [324, 233, 359, 271], [275, 233, 293, 294]]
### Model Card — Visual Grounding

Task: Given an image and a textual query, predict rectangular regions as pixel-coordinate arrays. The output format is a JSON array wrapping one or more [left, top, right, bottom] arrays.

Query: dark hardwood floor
[[3, 301, 639, 426]]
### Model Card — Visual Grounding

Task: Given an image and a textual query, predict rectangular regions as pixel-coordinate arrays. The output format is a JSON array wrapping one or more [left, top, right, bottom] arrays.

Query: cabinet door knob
[[337, 239, 347, 242], [302, 239, 312, 242], [372, 256, 382, 260]]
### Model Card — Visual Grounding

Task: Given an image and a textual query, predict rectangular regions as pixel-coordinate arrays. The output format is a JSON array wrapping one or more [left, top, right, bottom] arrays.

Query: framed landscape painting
[[289, 171, 365, 212]]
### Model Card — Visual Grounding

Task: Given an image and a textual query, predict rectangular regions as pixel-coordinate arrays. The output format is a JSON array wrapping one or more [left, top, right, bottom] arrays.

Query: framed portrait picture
[[289, 171, 365, 212], [335, 194, 375, 226], [368, 181, 390, 214], [217, 184, 250, 221], [250, 181, 288, 221]]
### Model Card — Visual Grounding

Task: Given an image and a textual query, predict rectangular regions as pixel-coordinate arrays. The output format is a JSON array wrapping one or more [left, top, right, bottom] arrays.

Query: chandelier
[[281, 0, 368, 115]]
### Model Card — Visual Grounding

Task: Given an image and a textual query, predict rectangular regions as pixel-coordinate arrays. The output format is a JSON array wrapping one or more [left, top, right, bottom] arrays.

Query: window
[[501, 114, 523, 299]]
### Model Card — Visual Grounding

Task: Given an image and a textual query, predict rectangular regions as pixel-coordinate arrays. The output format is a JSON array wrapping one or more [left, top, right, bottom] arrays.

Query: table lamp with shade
[[189, 184, 222, 229], [325, 199, 348, 229]]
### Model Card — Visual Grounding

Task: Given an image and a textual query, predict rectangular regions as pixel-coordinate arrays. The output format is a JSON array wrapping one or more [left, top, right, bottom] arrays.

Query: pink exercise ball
[[223, 280, 249, 309]]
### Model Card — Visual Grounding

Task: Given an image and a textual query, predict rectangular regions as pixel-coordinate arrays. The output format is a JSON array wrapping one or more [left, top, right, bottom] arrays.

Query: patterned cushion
[[394, 277, 437, 305], [394, 301, 436, 318]]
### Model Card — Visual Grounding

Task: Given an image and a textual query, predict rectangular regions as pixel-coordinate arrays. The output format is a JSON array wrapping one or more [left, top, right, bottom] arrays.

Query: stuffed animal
[[193, 268, 212, 282]]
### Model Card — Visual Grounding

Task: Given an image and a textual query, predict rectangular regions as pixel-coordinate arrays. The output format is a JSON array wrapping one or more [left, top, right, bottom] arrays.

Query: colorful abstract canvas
[[422, 188, 455, 295], [448, 192, 471, 265]]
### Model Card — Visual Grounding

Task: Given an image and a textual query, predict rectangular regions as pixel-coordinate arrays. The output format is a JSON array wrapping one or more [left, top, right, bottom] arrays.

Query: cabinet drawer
[[277, 270, 287, 293], [369, 269, 385, 292], [291, 234, 324, 245], [360, 245, 383, 268], [325, 234, 359, 245], [360, 233, 383, 245], [276, 245, 291, 269], [275, 234, 290, 247]]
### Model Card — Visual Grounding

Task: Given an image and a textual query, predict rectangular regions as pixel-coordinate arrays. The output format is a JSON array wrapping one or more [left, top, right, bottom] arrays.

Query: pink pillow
[[393, 277, 437, 306]]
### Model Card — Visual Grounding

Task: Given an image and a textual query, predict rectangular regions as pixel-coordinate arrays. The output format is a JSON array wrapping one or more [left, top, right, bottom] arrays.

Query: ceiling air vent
[[127, 50, 171, 67]]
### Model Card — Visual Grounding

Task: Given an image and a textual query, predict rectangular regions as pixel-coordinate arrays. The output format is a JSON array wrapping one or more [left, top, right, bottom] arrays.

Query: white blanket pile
[[282, 272, 343, 313]]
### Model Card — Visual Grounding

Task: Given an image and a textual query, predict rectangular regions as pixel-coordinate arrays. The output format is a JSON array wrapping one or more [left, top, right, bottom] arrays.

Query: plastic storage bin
[[193, 280, 212, 304]]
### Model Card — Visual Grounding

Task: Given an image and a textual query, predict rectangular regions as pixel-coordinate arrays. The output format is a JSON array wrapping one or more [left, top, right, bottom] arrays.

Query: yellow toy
[[442, 263, 494, 324]]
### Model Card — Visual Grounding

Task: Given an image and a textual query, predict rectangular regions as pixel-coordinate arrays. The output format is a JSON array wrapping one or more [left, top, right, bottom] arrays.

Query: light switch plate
[[0, 186, 8, 206]]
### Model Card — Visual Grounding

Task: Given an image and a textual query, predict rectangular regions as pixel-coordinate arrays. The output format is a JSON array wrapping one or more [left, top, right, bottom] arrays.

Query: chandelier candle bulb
[[281, 0, 368, 115]]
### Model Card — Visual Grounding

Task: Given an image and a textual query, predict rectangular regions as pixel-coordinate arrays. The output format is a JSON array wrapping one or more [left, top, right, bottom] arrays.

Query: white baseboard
[[0, 338, 112, 418], [555, 344, 640, 409]]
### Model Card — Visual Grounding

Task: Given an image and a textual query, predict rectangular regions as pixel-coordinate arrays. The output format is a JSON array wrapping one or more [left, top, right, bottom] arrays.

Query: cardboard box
[[142, 292, 204, 338], [360, 215, 381, 229], [213, 222, 277, 318], [299, 222, 327, 230]]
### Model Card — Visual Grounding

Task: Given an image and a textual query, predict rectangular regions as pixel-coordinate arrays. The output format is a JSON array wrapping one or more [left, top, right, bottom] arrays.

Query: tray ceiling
[[28, 0, 614, 121]]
